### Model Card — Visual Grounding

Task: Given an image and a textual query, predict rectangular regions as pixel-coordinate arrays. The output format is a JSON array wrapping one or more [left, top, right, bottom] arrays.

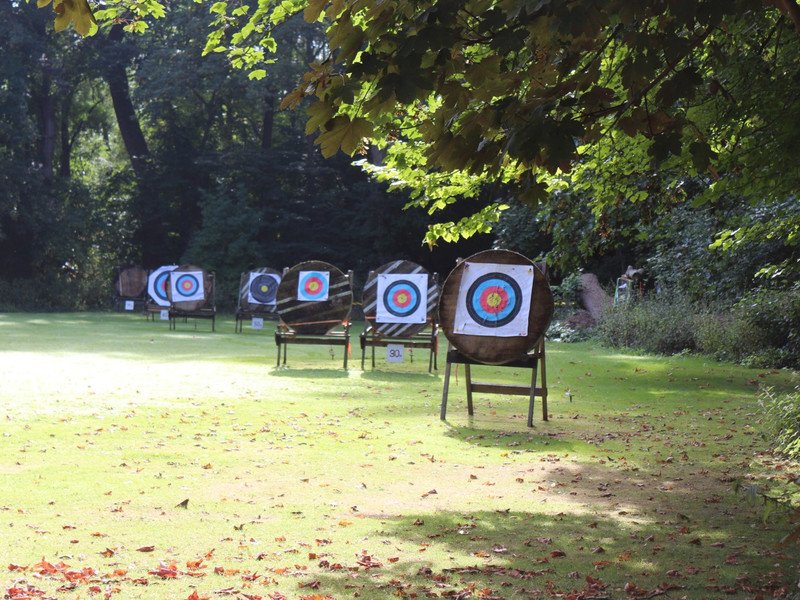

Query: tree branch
[[777, 0, 800, 34]]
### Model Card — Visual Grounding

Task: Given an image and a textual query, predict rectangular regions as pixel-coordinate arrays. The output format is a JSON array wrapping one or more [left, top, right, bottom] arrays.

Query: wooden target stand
[[114, 266, 148, 312], [438, 251, 554, 427], [360, 261, 441, 372], [274, 261, 354, 369], [235, 267, 284, 333], [167, 265, 217, 332]]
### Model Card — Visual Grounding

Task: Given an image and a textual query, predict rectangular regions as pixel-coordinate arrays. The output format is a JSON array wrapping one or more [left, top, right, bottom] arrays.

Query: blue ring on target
[[382, 279, 421, 317], [175, 273, 200, 298], [154, 272, 171, 301], [465, 273, 522, 328], [299, 271, 329, 301]]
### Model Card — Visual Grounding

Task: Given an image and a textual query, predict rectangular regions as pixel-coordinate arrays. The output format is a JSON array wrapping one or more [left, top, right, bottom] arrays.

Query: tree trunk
[[59, 92, 73, 178], [39, 67, 56, 183], [103, 24, 150, 178], [261, 92, 275, 150]]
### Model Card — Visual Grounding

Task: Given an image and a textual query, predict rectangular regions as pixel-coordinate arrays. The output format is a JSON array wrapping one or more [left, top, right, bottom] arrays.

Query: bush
[[596, 293, 700, 355], [551, 272, 583, 310], [596, 286, 800, 368], [734, 288, 800, 369], [0, 275, 94, 312], [760, 386, 800, 460], [694, 312, 766, 363]]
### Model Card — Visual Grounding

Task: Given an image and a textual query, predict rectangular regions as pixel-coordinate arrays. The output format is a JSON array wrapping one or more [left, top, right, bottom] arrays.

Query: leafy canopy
[[39, 0, 800, 259]]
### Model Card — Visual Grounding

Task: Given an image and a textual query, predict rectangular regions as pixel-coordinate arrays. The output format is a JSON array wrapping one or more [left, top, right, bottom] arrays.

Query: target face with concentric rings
[[147, 265, 178, 307], [248, 272, 280, 305], [454, 262, 534, 337], [297, 270, 330, 302], [170, 270, 205, 302], [376, 273, 428, 324], [156, 272, 172, 300], [466, 273, 522, 328]]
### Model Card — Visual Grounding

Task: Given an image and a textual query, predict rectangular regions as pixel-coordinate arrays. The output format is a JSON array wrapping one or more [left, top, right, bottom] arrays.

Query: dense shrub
[[759, 386, 800, 460], [551, 272, 583, 310], [596, 293, 700, 355], [734, 288, 800, 369], [0, 275, 94, 312], [694, 312, 766, 363], [596, 286, 800, 369]]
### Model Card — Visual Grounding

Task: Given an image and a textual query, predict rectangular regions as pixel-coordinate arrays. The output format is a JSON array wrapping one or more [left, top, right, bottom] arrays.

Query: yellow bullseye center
[[260, 285, 269, 293], [486, 292, 503, 308], [308, 281, 319, 291], [397, 293, 408, 304]]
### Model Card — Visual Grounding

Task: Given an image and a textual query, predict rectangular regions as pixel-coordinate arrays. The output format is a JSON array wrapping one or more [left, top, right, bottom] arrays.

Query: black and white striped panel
[[276, 261, 353, 335], [362, 260, 439, 338]]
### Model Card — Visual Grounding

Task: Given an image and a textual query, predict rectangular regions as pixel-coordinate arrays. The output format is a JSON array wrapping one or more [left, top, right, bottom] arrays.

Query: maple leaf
[[63, 566, 96, 582], [316, 116, 373, 158], [149, 561, 178, 578], [186, 591, 210, 600]]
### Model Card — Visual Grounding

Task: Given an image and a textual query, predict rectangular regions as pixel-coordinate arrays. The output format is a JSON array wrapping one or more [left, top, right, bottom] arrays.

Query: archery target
[[297, 271, 330, 302], [248, 272, 280, 305], [454, 262, 534, 337], [376, 273, 428, 324], [170, 270, 205, 302], [147, 265, 178, 307]]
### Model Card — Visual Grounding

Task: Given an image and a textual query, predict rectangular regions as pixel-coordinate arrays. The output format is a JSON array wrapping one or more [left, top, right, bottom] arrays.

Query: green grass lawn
[[0, 313, 797, 600]]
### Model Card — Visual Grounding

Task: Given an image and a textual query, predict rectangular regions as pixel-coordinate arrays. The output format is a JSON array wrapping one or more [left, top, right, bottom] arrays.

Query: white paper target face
[[147, 265, 178, 307], [297, 271, 330, 302], [376, 273, 428, 324], [251, 317, 264, 330], [124, 300, 134, 311], [159, 309, 170, 321], [247, 272, 279, 305], [386, 344, 405, 363], [170, 271, 205, 302], [453, 262, 534, 337]]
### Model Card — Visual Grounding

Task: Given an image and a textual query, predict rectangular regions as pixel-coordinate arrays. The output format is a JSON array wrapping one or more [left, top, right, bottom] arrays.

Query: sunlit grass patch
[[0, 313, 796, 599]]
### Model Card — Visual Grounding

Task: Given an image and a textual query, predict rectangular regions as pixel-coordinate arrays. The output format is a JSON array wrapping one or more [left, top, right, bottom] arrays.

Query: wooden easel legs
[[440, 343, 548, 427], [274, 328, 350, 369]]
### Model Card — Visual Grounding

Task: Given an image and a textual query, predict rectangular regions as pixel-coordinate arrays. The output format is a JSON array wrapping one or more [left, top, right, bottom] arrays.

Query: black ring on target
[[154, 271, 171, 302], [250, 273, 278, 304], [175, 273, 200, 298], [382, 279, 422, 318], [465, 272, 522, 328]]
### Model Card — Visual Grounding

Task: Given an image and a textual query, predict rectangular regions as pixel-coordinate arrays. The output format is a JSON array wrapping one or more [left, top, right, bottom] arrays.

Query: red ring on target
[[174, 273, 200, 298]]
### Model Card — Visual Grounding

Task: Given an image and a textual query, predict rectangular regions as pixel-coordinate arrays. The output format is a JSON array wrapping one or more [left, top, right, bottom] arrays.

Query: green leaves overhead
[[38, 0, 97, 36], [316, 115, 373, 157], [39, 0, 800, 261]]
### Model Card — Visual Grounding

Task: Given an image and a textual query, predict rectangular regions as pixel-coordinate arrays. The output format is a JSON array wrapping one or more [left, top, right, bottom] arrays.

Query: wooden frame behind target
[[438, 250, 554, 426], [235, 267, 283, 332], [275, 261, 354, 369], [167, 264, 217, 332], [114, 265, 148, 312], [360, 260, 440, 372]]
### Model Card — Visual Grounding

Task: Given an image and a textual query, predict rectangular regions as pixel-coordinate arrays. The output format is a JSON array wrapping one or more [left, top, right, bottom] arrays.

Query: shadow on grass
[[360, 370, 441, 383], [269, 367, 350, 379], [299, 509, 789, 600], [442, 422, 580, 453]]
